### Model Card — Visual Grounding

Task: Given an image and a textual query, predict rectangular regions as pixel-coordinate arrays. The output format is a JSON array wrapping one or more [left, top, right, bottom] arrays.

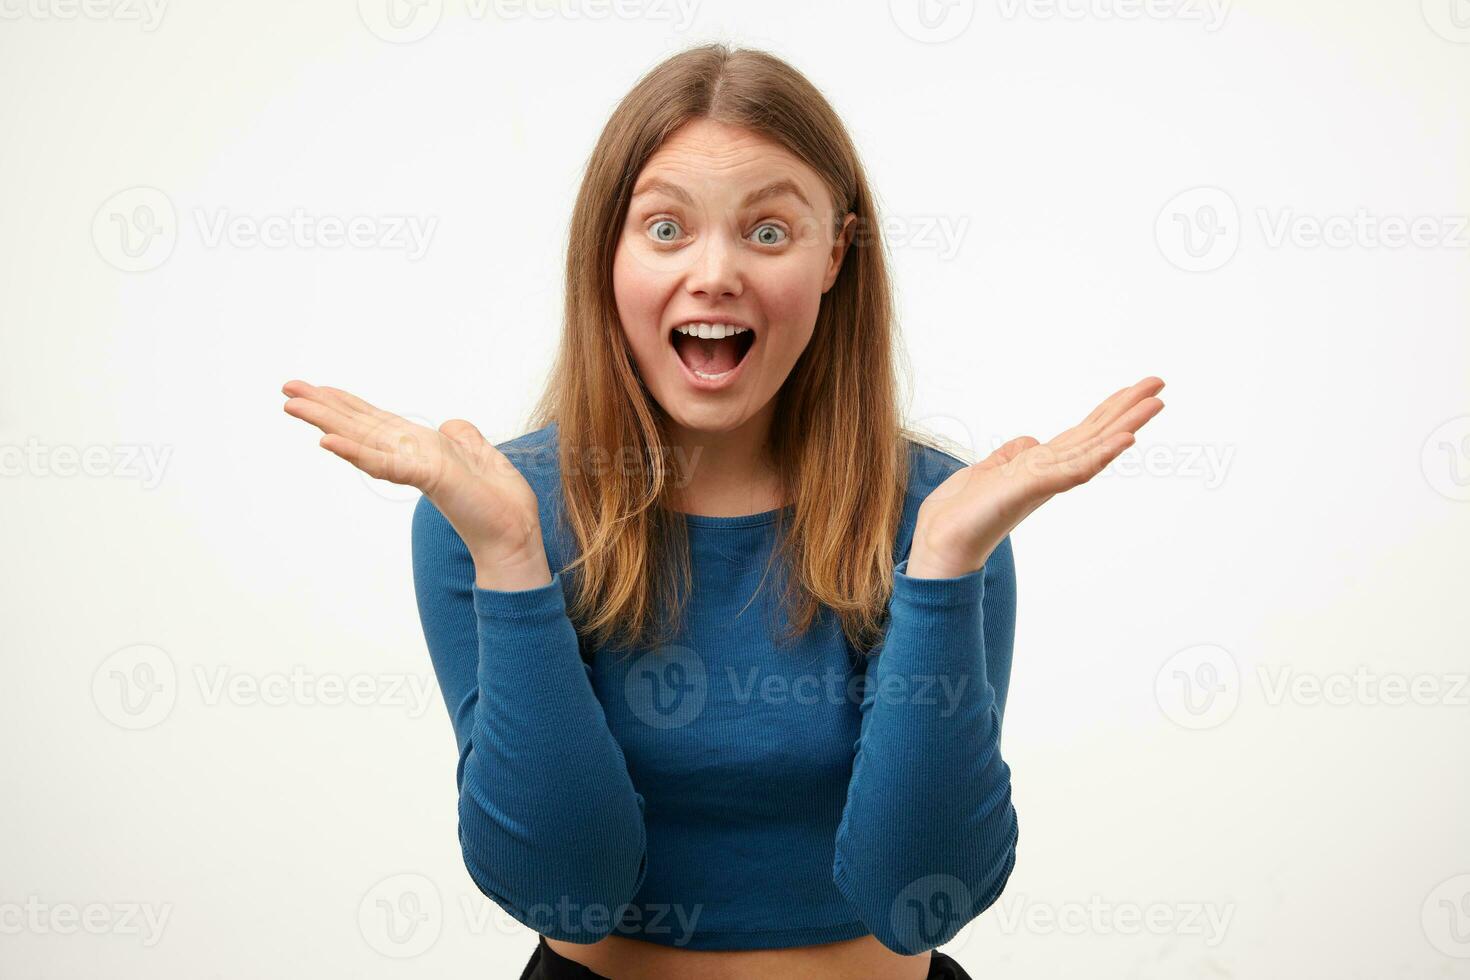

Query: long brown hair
[[527, 43, 952, 658]]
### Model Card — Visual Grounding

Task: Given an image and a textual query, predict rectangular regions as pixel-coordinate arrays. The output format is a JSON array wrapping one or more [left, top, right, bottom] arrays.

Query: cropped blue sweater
[[409, 422, 1018, 955]]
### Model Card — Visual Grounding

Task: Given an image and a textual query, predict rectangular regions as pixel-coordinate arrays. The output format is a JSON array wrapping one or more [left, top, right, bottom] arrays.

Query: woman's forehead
[[635, 120, 820, 199]]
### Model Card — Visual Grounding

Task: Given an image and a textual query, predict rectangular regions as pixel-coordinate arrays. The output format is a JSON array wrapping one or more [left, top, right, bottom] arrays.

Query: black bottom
[[518, 935, 976, 979], [517, 937, 606, 980]]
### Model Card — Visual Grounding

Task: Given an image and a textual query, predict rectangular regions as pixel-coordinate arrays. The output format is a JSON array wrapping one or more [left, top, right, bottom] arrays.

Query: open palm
[[911, 376, 1167, 578], [281, 380, 542, 565]]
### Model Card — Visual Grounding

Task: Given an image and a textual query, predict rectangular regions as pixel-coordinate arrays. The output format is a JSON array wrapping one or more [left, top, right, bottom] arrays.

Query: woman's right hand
[[281, 380, 549, 584]]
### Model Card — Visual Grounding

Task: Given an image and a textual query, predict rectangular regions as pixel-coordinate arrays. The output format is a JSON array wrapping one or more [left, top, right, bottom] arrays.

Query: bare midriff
[[544, 932, 933, 980]]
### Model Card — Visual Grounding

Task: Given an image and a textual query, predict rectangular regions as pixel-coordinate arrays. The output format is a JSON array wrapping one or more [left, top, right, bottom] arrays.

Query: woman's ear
[[822, 211, 858, 293]]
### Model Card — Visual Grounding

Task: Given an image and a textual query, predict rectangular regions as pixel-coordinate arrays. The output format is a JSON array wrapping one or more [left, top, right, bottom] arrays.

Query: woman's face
[[613, 117, 855, 437]]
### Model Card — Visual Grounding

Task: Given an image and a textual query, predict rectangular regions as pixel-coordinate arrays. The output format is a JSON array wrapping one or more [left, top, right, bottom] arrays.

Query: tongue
[[674, 334, 741, 374]]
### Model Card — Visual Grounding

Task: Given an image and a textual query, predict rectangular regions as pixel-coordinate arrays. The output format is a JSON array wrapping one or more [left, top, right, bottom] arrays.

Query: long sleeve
[[831, 533, 1019, 955], [410, 494, 648, 943]]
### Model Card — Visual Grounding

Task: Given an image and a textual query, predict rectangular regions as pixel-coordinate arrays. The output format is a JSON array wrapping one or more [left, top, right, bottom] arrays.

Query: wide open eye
[[750, 223, 787, 246], [647, 219, 683, 243]]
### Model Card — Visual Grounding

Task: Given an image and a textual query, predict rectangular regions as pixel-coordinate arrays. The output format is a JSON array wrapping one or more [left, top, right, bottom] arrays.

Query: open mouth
[[668, 323, 757, 383]]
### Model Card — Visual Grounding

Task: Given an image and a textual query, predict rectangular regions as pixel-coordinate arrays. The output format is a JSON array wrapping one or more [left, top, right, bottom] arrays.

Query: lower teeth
[[693, 368, 733, 380]]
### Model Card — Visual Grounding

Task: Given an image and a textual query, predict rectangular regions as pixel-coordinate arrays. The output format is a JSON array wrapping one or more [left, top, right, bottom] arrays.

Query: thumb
[[977, 435, 1039, 471], [438, 418, 486, 452]]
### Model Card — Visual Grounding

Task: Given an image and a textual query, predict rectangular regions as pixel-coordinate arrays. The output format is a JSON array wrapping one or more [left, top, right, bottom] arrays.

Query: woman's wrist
[[906, 514, 993, 580], [472, 538, 553, 592]]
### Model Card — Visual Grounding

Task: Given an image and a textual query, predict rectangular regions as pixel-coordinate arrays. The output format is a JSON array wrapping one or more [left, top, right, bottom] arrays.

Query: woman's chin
[[667, 406, 749, 436]]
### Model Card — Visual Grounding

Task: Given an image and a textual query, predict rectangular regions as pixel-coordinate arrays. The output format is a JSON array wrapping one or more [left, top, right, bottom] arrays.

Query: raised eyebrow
[[631, 177, 693, 206], [740, 179, 812, 211], [629, 177, 813, 211]]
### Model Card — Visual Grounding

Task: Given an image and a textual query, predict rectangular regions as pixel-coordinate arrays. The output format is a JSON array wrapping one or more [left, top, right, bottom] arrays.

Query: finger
[[1055, 398, 1161, 480], [1050, 387, 1132, 448], [1096, 395, 1165, 443], [319, 434, 429, 487], [1054, 377, 1164, 450], [1079, 431, 1136, 481], [282, 381, 385, 426], [1090, 376, 1165, 430], [317, 385, 389, 420], [1054, 393, 1164, 484], [1083, 384, 1134, 426], [1074, 376, 1165, 433], [283, 395, 373, 443], [280, 382, 385, 420], [1039, 432, 1133, 490]]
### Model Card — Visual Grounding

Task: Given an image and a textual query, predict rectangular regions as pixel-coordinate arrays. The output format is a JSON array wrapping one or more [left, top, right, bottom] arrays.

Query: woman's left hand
[[907, 376, 1167, 579]]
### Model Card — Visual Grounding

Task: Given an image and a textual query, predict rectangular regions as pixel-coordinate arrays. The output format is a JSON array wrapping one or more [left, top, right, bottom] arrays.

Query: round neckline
[[673, 502, 795, 528]]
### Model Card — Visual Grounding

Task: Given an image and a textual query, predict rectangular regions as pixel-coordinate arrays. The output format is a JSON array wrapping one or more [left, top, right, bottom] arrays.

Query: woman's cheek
[[764, 263, 824, 334], [612, 246, 663, 350]]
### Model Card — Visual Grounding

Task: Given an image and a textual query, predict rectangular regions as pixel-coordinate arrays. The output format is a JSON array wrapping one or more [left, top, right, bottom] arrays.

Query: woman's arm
[[834, 376, 1164, 954], [831, 533, 1018, 955], [411, 495, 649, 943]]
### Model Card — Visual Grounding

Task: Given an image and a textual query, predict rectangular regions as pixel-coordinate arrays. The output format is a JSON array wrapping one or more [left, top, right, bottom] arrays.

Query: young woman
[[283, 44, 1163, 980]]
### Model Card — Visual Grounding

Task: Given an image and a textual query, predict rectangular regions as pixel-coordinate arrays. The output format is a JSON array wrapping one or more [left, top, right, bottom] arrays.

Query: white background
[[2, 0, 1468, 976]]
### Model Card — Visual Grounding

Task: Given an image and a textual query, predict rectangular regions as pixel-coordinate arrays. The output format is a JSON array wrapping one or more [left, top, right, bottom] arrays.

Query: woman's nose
[[683, 231, 743, 300]]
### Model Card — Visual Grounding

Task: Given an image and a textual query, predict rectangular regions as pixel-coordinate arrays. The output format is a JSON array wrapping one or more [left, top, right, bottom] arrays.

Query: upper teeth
[[675, 323, 750, 340]]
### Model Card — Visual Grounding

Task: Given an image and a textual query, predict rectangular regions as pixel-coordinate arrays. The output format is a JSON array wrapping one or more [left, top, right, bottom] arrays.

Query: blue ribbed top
[[409, 422, 1018, 955]]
